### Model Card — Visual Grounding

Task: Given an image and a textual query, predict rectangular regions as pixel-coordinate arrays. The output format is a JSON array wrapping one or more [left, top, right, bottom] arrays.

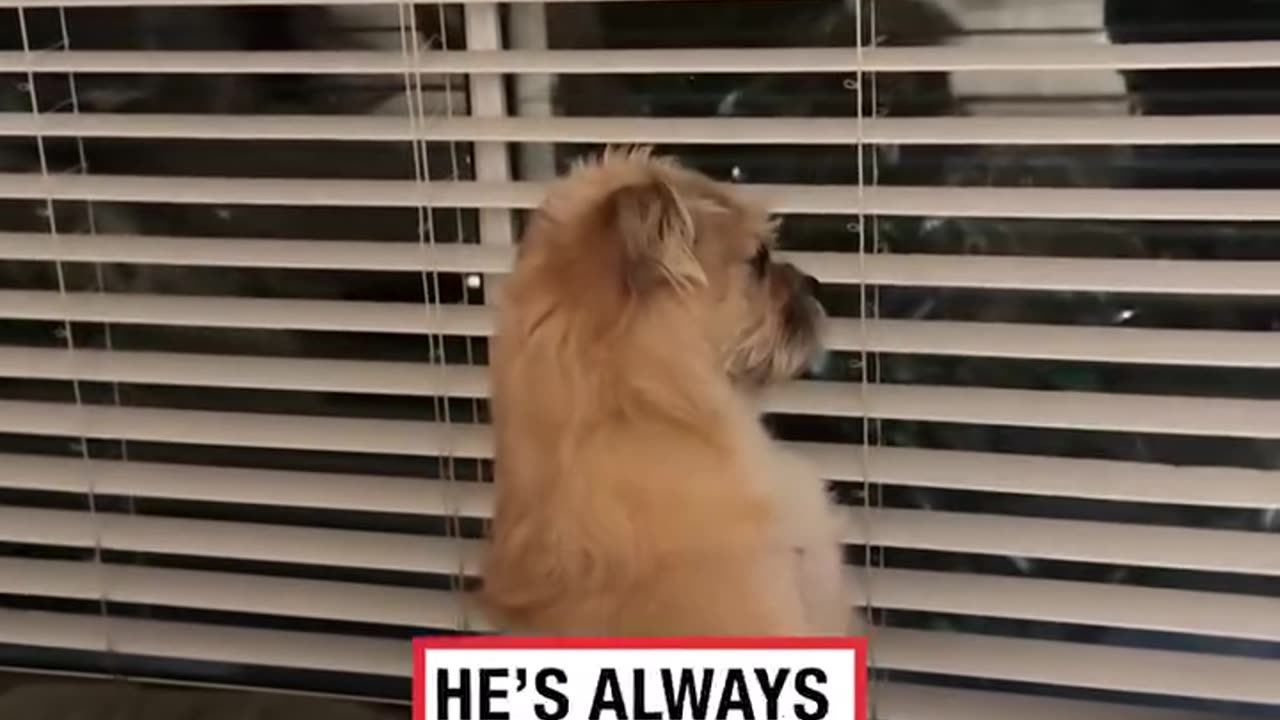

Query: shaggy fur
[[480, 148, 853, 636]]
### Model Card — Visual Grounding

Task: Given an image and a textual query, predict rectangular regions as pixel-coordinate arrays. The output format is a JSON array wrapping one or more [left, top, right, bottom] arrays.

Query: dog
[[480, 147, 854, 636]]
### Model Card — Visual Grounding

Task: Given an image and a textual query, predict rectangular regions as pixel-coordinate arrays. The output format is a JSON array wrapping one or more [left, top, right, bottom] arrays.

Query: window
[[0, 1, 1277, 717]]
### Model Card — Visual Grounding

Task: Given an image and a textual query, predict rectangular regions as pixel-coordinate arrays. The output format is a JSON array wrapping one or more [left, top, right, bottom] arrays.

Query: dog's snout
[[783, 263, 820, 296], [768, 262, 819, 295], [803, 272, 820, 295]]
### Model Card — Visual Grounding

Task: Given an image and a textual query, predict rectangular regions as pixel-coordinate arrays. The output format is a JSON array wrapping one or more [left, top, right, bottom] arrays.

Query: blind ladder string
[[852, 0, 881, 707], [867, 0, 888, 648], [434, 2, 485, 631], [397, 2, 467, 633], [54, 0, 137, 578], [16, 4, 118, 675], [418, 2, 471, 633], [54, 4, 132, 499]]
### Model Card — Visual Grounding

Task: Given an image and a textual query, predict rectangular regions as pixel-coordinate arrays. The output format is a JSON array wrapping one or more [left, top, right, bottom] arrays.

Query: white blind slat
[[5, 174, 1280, 220], [4, 499, 1275, 580], [0, 0, 647, 5], [878, 627, 1280, 706], [796, 253, 1280, 296], [839, 186, 1280, 221], [2, 377, 1276, 447], [0, 506, 479, 574], [0, 400, 493, 457], [0, 609, 405, 677], [9, 346, 1280, 437], [11, 610, 1276, 706], [801, 443, 1280, 509], [0, 346, 490, 397], [4, 609, 1266, 716], [877, 682, 1243, 720], [3, 42, 1280, 75], [767, 382, 1280, 439], [0, 173, 541, 209], [6, 232, 1278, 296], [0, 558, 472, 630], [834, 319, 1280, 369], [6, 112, 1280, 146], [846, 508, 1280, 577], [0, 453, 493, 516], [0, 609, 101, 652], [0, 290, 493, 335], [1, 385, 1275, 460], [7, 447, 1277, 513], [5, 557, 1276, 645], [0, 232, 513, 273], [0, 232, 504, 272], [5, 292, 1279, 368], [4, 441, 1278, 518], [869, 568, 1280, 643], [0, 503, 88, 547]]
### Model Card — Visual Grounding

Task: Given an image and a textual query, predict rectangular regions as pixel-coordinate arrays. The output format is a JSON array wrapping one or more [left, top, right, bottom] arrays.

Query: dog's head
[[515, 147, 824, 389]]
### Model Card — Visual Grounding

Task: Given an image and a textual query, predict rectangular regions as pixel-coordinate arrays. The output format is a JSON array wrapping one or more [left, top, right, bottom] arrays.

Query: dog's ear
[[607, 179, 706, 294]]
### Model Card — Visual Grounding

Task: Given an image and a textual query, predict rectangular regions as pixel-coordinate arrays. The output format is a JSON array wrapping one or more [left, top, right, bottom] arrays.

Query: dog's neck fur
[[606, 295, 736, 424], [493, 268, 762, 474]]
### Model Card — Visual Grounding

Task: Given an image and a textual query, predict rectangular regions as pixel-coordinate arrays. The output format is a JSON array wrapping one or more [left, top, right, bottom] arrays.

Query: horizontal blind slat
[[6, 112, 1280, 146], [0, 347, 491, 396], [0, 232, 513, 273], [846, 508, 1280, 576], [0, 558, 476, 630], [5, 292, 1278, 368], [869, 568, 1280, 643], [12, 611, 1275, 704], [844, 187, 1280, 221], [0, 453, 494, 516], [877, 627, 1280, 705], [877, 683, 1240, 720], [0, 173, 542, 209], [0, 609, 405, 676], [802, 444, 1280, 509], [0, 0, 672, 6], [794, 253, 1280, 296], [6, 447, 1278, 512], [2, 378, 1277, 446], [9, 347, 1280, 433], [3, 42, 1280, 74], [766, 382, 1280, 439], [0, 506, 480, 574], [4, 500, 1274, 578], [0, 401, 493, 457], [0, 290, 494, 335], [5, 174, 1280, 220], [1, 385, 1276, 455], [5, 558, 1276, 645], [7, 233, 1278, 296], [829, 319, 1280, 369]]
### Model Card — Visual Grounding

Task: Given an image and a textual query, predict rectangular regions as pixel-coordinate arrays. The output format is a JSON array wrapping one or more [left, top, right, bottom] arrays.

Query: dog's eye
[[749, 246, 770, 278]]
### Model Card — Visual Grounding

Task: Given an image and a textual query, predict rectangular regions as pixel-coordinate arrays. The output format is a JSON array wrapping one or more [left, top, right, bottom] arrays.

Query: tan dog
[[481, 147, 853, 636]]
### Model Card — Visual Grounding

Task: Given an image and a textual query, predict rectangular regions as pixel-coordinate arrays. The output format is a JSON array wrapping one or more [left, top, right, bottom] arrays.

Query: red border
[[412, 636, 867, 720]]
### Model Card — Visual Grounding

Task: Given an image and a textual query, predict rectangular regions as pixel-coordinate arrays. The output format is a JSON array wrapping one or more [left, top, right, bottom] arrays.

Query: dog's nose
[[803, 273, 820, 295]]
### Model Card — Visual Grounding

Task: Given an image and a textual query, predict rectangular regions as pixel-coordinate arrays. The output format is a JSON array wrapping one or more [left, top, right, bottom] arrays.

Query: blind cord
[[17, 4, 119, 677], [852, 0, 880, 712], [434, 3, 475, 632], [398, 1, 469, 634]]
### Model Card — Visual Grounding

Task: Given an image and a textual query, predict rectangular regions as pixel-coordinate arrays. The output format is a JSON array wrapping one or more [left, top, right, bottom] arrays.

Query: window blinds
[[0, 0, 1278, 718]]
